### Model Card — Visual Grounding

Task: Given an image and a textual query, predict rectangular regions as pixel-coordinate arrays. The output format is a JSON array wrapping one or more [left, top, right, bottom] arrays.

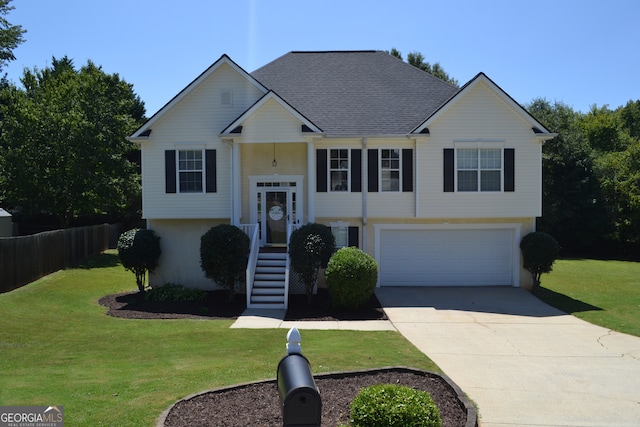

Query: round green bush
[[288, 223, 335, 302], [117, 228, 161, 293], [520, 231, 560, 290], [325, 247, 377, 310], [350, 384, 441, 427], [200, 224, 250, 298]]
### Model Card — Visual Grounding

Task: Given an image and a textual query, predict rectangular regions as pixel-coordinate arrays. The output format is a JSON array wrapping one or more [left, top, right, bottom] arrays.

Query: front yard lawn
[[0, 251, 438, 427], [537, 258, 640, 337]]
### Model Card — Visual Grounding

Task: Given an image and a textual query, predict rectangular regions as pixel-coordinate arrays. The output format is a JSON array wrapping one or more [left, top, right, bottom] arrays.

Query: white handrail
[[243, 224, 260, 308], [284, 221, 294, 310]]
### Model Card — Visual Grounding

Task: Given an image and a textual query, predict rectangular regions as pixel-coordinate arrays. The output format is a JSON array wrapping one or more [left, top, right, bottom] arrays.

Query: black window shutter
[[368, 149, 378, 192], [316, 149, 328, 192], [205, 149, 217, 193], [443, 148, 454, 192], [165, 150, 176, 193], [504, 148, 515, 192], [351, 149, 362, 192], [402, 149, 413, 192], [348, 226, 359, 248]]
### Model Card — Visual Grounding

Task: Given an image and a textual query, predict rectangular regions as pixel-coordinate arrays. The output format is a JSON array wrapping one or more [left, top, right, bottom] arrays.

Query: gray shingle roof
[[250, 51, 459, 136]]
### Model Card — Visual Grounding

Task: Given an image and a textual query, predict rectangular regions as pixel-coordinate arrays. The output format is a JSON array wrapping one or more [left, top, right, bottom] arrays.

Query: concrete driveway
[[375, 287, 640, 427]]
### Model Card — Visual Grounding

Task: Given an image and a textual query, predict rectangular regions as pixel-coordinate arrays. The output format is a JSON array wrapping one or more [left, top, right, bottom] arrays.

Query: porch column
[[307, 141, 315, 223], [232, 142, 241, 225]]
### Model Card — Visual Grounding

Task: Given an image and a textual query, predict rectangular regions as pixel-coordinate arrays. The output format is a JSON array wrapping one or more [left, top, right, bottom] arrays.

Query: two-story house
[[128, 51, 555, 309]]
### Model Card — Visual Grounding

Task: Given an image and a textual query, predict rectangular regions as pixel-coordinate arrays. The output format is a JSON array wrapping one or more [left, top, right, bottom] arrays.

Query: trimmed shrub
[[325, 247, 377, 310], [145, 283, 207, 302], [520, 231, 561, 291], [200, 224, 250, 299], [349, 384, 441, 427], [288, 223, 335, 304], [117, 228, 161, 293]]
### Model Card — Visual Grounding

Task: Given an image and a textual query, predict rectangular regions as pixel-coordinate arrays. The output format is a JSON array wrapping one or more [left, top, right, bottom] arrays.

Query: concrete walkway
[[230, 308, 396, 331], [375, 287, 640, 427]]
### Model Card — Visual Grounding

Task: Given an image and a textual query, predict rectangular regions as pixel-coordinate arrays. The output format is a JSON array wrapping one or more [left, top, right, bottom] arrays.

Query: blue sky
[[4, 0, 639, 117]]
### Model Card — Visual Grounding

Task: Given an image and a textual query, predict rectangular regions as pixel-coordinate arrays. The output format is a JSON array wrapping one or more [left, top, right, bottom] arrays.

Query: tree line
[[530, 99, 640, 257]]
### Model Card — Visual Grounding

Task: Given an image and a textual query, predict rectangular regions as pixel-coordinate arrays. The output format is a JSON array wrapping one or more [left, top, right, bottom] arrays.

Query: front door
[[250, 176, 303, 247], [265, 190, 288, 245]]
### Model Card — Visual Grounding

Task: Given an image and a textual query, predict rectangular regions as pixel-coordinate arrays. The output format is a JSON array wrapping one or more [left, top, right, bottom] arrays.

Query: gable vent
[[221, 90, 232, 106]]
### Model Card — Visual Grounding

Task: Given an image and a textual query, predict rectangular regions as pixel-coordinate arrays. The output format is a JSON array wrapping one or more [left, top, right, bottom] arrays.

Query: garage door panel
[[379, 228, 514, 286]]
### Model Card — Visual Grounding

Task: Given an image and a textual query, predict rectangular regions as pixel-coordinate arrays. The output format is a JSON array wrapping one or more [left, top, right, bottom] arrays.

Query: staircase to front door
[[249, 248, 287, 309]]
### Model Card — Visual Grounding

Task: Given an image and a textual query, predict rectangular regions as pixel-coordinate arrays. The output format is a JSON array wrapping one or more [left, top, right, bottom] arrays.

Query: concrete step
[[248, 302, 286, 310], [251, 295, 285, 304], [258, 252, 287, 260], [252, 287, 285, 296], [257, 259, 286, 268], [255, 265, 286, 274], [255, 273, 285, 282]]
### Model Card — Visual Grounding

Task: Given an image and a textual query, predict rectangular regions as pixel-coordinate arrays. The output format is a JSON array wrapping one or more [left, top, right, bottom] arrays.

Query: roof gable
[[130, 54, 267, 139], [220, 90, 322, 136], [412, 72, 554, 137], [251, 51, 459, 136]]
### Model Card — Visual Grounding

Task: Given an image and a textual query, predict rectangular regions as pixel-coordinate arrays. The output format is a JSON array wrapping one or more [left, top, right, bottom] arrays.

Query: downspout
[[307, 141, 315, 223], [231, 141, 241, 225], [414, 137, 419, 218], [362, 138, 367, 251]]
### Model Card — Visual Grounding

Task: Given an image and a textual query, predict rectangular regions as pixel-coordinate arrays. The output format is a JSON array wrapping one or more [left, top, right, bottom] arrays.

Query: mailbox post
[[276, 327, 322, 427]]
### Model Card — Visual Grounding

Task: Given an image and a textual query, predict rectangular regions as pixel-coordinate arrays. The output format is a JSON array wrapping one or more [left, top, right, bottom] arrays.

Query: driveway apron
[[375, 287, 640, 427]]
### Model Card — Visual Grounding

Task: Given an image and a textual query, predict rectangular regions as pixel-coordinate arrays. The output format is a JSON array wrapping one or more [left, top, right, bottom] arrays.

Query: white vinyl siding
[[140, 62, 264, 219], [416, 81, 542, 218], [238, 98, 306, 143]]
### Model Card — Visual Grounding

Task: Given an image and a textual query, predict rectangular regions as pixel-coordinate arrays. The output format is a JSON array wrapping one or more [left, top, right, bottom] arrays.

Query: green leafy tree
[[389, 48, 458, 86], [200, 224, 250, 300], [618, 100, 640, 140], [288, 223, 335, 304], [520, 232, 560, 291], [0, 56, 145, 226], [527, 99, 609, 253], [117, 228, 161, 294], [0, 0, 25, 74]]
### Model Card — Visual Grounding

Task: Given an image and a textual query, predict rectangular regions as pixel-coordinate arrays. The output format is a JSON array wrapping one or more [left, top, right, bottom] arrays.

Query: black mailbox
[[277, 351, 321, 427]]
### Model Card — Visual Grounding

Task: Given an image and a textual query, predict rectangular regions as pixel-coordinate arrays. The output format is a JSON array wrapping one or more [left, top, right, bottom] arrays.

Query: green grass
[[538, 258, 640, 337], [0, 251, 438, 426]]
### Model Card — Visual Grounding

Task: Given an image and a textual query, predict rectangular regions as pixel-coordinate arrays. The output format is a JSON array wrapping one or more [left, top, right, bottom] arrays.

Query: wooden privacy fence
[[0, 224, 113, 293]]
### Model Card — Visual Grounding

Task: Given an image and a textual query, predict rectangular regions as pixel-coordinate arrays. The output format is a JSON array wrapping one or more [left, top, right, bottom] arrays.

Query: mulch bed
[[98, 289, 474, 427], [160, 368, 473, 427], [98, 288, 387, 321]]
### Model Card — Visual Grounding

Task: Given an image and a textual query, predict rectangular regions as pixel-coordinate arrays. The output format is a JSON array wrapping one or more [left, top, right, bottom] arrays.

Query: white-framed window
[[380, 148, 401, 192], [457, 148, 502, 192], [329, 149, 349, 192], [330, 221, 350, 248], [178, 150, 203, 193]]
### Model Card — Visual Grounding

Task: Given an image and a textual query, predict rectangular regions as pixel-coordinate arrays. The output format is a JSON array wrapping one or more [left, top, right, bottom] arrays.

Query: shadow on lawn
[[73, 252, 121, 269], [534, 286, 603, 314]]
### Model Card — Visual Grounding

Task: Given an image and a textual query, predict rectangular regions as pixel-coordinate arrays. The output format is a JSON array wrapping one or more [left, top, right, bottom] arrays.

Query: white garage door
[[379, 228, 515, 286]]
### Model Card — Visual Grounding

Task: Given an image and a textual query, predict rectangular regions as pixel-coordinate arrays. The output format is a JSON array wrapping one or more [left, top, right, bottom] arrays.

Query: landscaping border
[[157, 366, 477, 427]]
